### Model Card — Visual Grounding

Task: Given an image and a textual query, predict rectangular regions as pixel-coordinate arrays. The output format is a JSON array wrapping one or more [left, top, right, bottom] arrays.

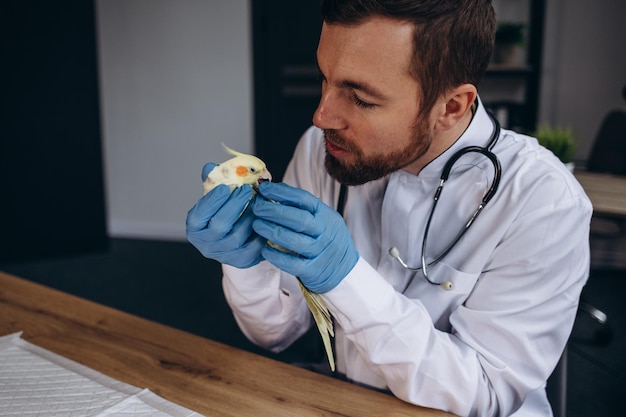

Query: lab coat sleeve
[[322, 178, 592, 416], [222, 261, 312, 353]]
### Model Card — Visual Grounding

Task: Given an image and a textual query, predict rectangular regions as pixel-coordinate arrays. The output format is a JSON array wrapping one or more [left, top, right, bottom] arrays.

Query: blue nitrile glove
[[252, 181, 359, 293], [186, 163, 265, 268]]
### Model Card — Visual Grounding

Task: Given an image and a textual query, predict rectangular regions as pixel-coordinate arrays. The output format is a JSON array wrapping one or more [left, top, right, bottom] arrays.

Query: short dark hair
[[321, 0, 496, 117]]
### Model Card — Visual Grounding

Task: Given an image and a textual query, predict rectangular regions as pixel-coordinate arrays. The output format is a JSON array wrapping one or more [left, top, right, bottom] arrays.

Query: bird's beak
[[260, 168, 272, 183]]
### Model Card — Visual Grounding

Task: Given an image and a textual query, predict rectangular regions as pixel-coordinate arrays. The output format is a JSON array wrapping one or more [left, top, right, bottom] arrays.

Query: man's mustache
[[323, 129, 357, 153]]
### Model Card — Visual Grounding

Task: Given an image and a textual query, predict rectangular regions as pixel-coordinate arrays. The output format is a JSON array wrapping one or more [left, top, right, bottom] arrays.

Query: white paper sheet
[[0, 332, 204, 417]]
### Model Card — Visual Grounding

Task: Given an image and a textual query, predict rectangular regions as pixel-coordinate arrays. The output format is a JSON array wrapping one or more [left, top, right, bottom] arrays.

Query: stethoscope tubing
[[337, 105, 503, 292], [398, 110, 502, 291]]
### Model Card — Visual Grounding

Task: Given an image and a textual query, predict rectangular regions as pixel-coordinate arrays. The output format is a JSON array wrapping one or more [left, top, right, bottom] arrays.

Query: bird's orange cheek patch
[[236, 165, 248, 177]]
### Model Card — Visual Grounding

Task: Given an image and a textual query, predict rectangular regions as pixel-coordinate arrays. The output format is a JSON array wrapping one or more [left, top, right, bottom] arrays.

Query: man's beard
[[324, 116, 432, 186]]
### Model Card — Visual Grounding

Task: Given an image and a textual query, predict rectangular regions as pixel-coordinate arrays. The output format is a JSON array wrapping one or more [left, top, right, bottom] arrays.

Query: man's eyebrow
[[316, 60, 387, 101], [338, 80, 387, 101]]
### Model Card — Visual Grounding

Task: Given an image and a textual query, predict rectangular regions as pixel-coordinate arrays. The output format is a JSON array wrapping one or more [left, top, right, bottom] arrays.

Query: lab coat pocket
[[408, 262, 481, 331]]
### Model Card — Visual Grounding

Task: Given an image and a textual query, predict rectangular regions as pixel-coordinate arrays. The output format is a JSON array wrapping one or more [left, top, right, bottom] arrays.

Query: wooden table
[[0, 272, 452, 417], [575, 171, 626, 218]]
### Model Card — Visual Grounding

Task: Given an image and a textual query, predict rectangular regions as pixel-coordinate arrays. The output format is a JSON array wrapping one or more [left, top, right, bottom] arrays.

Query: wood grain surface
[[575, 171, 626, 218], [0, 271, 453, 417]]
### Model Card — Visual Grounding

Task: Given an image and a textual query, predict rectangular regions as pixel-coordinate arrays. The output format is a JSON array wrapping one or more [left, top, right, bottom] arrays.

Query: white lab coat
[[222, 101, 592, 416]]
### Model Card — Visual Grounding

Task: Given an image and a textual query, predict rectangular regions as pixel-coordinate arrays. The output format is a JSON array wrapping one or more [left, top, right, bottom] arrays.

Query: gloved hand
[[252, 181, 359, 293], [186, 163, 266, 268]]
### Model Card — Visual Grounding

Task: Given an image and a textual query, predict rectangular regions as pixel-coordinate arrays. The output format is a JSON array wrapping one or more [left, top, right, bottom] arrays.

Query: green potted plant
[[494, 22, 526, 65], [534, 125, 577, 170]]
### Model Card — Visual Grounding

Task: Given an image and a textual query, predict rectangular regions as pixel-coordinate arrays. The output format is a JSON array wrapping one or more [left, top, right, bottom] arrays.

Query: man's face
[[314, 17, 432, 185]]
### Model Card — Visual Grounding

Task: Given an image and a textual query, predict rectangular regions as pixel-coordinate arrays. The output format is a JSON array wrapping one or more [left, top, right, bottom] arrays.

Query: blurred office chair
[[580, 87, 624, 346], [546, 304, 612, 417], [586, 85, 626, 176], [585, 85, 626, 254]]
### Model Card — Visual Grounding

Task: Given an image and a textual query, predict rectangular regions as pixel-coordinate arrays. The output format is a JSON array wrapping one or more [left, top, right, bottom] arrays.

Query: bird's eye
[[250, 167, 256, 173]]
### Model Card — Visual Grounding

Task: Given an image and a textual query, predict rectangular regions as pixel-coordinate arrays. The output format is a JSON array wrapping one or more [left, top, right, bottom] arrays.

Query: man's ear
[[434, 84, 477, 131]]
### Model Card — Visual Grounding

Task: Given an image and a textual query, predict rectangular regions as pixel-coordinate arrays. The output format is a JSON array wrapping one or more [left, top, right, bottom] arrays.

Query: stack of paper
[[0, 333, 203, 416]]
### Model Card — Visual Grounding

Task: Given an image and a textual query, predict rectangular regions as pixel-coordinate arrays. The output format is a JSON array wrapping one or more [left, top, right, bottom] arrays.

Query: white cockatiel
[[203, 145, 336, 372], [202, 145, 272, 194]]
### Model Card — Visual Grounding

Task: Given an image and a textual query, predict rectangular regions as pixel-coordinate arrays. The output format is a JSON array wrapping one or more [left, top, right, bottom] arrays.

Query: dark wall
[[0, 1, 108, 261]]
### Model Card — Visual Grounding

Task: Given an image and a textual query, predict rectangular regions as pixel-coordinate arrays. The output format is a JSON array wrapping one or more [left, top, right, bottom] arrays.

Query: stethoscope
[[388, 111, 502, 292]]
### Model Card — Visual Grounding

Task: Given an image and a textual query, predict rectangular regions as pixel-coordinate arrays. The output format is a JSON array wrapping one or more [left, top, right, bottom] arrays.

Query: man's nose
[[313, 90, 345, 130]]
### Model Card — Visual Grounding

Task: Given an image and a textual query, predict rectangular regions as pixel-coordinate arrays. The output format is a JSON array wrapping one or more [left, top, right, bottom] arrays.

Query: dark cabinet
[[0, 1, 108, 261], [252, 0, 323, 181], [483, 0, 546, 133]]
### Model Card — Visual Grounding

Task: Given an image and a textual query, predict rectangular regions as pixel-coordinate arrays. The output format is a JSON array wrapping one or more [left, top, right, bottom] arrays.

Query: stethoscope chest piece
[[389, 246, 454, 291]]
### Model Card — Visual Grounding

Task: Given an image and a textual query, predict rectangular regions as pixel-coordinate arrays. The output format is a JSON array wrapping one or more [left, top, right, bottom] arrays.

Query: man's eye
[[351, 93, 375, 109]]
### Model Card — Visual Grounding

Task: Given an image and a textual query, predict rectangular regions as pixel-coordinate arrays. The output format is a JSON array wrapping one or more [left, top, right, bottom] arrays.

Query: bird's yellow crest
[[222, 143, 246, 158]]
